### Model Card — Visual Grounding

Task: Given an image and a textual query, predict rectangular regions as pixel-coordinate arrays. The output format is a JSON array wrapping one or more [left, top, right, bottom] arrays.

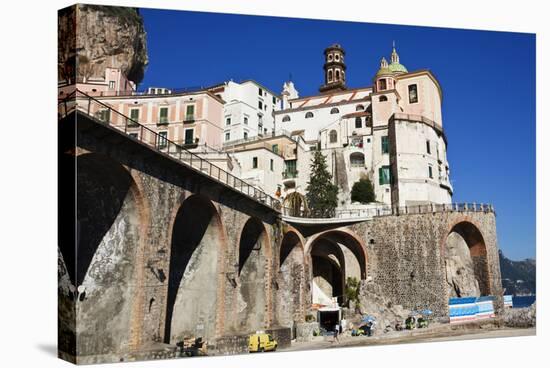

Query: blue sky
[[139, 8, 536, 260]]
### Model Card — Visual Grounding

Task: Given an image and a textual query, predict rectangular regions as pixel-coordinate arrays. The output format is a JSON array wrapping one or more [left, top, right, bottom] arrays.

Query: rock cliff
[[58, 4, 148, 84]]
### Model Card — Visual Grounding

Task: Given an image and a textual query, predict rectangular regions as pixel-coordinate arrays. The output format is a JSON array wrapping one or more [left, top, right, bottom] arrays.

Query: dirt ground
[[281, 325, 536, 352]]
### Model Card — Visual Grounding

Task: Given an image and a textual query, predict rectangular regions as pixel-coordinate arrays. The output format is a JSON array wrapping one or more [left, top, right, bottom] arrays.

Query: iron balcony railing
[[282, 202, 495, 219], [58, 89, 281, 211], [282, 170, 298, 179]]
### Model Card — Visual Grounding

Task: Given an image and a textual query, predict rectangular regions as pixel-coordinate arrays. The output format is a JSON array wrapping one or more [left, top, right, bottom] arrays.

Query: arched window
[[305, 112, 314, 119], [355, 117, 362, 128], [335, 70, 340, 81], [329, 130, 338, 143], [282, 115, 291, 122], [379, 95, 388, 102], [356, 104, 364, 111], [350, 152, 365, 167], [328, 70, 333, 82], [330, 107, 340, 114]]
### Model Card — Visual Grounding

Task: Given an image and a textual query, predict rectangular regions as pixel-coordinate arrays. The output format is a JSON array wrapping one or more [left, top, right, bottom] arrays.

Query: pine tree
[[306, 150, 338, 217], [351, 178, 376, 204]]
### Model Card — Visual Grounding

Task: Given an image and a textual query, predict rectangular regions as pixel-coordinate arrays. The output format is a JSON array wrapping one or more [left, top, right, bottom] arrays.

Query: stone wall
[[345, 210, 503, 316]]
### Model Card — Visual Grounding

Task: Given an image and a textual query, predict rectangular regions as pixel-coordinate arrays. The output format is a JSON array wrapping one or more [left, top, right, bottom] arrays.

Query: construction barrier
[[449, 296, 495, 324]]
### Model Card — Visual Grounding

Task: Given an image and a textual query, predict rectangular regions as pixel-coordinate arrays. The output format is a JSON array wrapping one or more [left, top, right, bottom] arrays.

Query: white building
[[274, 43, 453, 209], [207, 80, 282, 144], [223, 131, 310, 199]]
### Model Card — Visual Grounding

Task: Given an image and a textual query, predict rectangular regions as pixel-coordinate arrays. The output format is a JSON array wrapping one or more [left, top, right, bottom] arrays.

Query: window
[[335, 54, 340, 62], [129, 132, 138, 140], [252, 157, 258, 169], [379, 95, 388, 102], [282, 115, 291, 122], [225, 132, 230, 141], [97, 109, 110, 123], [335, 70, 340, 81], [109, 81, 115, 90], [244, 131, 248, 139], [426, 140, 431, 154], [328, 70, 333, 82], [185, 105, 195, 121], [270, 159, 274, 171], [184, 129, 194, 145], [130, 108, 139, 124], [272, 144, 279, 154], [244, 116, 248, 125], [381, 136, 389, 154], [328, 54, 333, 62], [258, 87, 263, 96], [305, 112, 314, 119], [272, 96, 277, 104], [379, 79, 387, 90], [329, 130, 338, 143], [356, 105, 364, 111], [409, 84, 418, 103], [350, 152, 365, 167], [428, 165, 433, 179], [159, 107, 169, 124], [285, 159, 297, 176], [379, 166, 392, 185], [226, 117, 231, 126], [258, 101, 263, 110], [330, 107, 340, 114], [355, 117, 362, 128], [158, 131, 168, 148]]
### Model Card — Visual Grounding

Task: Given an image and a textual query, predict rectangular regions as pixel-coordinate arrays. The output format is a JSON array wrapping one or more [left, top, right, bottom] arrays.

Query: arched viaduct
[[58, 110, 503, 363]]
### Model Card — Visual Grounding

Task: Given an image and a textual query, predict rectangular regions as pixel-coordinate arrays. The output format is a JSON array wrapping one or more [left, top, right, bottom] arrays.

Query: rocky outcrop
[[502, 303, 536, 328], [445, 232, 480, 297], [350, 281, 411, 335], [58, 5, 148, 84]]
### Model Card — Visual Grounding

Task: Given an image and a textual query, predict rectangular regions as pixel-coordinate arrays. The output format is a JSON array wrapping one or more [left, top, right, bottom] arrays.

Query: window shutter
[[379, 167, 383, 185]]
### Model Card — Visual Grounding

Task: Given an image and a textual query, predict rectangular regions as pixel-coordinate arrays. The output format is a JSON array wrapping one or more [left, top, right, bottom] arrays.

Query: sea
[[512, 295, 536, 308]]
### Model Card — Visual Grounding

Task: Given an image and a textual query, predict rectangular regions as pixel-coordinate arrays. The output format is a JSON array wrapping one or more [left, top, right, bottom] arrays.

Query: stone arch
[[65, 152, 145, 355], [443, 220, 491, 297], [236, 217, 272, 333], [305, 229, 368, 306], [164, 194, 224, 344]]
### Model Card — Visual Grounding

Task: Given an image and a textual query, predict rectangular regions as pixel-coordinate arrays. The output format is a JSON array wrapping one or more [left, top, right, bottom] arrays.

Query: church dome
[[376, 66, 392, 76], [388, 62, 408, 73]]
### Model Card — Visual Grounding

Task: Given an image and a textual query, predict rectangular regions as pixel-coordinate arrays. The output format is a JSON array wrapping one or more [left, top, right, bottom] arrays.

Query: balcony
[[184, 114, 195, 123], [282, 170, 298, 187], [158, 117, 169, 126]]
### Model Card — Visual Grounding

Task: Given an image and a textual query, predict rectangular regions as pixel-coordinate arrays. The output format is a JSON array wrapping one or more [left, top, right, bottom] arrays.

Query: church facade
[[275, 43, 453, 209]]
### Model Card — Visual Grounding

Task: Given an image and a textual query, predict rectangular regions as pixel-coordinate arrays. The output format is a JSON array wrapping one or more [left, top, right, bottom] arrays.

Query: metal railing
[[58, 89, 281, 211], [222, 129, 293, 148], [282, 170, 298, 179], [282, 202, 495, 219]]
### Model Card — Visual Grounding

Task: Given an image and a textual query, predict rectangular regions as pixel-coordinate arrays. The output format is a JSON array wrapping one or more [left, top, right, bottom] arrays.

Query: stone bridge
[[58, 109, 503, 364]]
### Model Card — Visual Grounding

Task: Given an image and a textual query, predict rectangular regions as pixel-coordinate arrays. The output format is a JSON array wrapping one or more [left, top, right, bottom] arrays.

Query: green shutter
[[381, 136, 389, 154]]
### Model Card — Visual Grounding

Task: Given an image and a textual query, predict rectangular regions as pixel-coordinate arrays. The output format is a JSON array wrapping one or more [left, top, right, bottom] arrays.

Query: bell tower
[[319, 44, 347, 93]]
